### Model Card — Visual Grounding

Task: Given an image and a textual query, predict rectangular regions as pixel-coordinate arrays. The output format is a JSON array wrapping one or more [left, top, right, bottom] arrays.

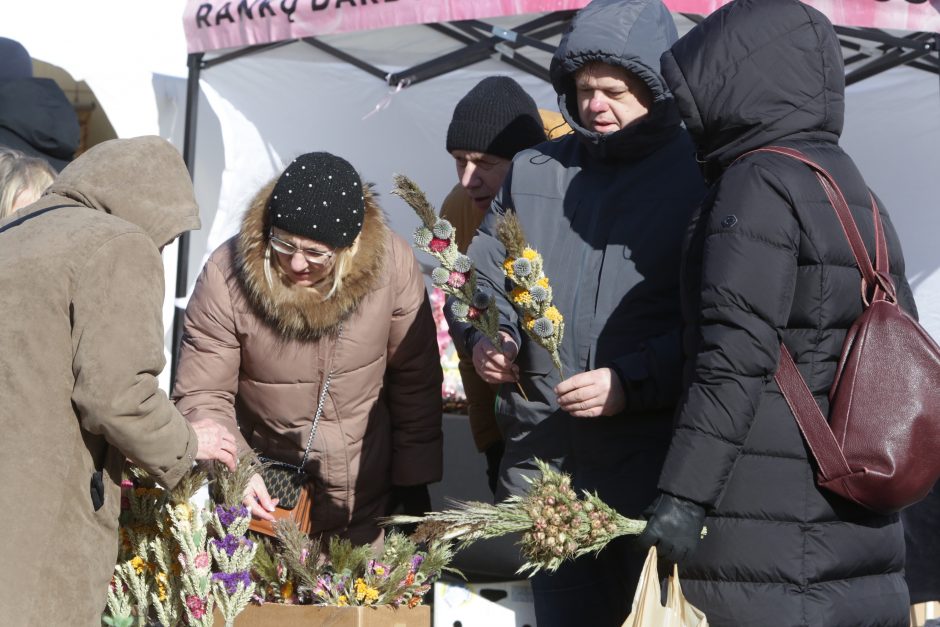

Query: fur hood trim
[[236, 180, 387, 340]]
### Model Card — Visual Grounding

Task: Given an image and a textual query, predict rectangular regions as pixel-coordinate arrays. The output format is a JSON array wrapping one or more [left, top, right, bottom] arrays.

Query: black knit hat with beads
[[267, 152, 364, 248], [446, 76, 546, 159]]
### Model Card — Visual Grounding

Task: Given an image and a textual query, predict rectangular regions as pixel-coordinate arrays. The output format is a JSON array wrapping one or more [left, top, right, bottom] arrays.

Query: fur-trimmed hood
[[236, 180, 388, 340]]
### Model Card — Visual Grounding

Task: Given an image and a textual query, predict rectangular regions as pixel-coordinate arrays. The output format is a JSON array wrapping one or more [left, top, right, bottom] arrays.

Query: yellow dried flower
[[511, 288, 532, 306], [130, 555, 146, 575], [522, 248, 538, 261], [537, 277, 550, 289], [545, 306, 563, 324], [503, 258, 516, 279], [156, 571, 168, 601], [337, 595, 349, 607], [355, 577, 379, 604]]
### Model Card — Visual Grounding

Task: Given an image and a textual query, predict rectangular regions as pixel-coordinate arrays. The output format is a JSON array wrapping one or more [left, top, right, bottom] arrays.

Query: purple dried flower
[[215, 505, 249, 528], [410, 555, 425, 572], [211, 534, 242, 557], [212, 570, 252, 595]]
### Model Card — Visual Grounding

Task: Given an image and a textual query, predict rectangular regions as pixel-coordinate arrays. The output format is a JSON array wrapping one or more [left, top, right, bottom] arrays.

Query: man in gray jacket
[[458, 0, 705, 624]]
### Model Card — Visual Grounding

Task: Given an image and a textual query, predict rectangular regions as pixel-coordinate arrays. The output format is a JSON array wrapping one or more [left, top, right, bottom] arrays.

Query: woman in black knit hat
[[172, 152, 443, 547]]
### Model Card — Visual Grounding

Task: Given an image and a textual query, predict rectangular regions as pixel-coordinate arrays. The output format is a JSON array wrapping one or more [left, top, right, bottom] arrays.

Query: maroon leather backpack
[[752, 146, 940, 514]]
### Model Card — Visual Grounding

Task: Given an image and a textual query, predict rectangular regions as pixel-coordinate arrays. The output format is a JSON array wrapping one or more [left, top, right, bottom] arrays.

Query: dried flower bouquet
[[386, 459, 705, 576]]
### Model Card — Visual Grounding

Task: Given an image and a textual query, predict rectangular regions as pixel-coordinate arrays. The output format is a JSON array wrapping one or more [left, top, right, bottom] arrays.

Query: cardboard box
[[213, 604, 430, 626], [432, 580, 536, 627]]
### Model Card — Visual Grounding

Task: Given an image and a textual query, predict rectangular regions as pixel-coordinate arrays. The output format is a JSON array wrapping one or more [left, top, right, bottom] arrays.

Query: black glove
[[636, 493, 707, 564], [484, 440, 505, 496], [386, 484, 432, 517]]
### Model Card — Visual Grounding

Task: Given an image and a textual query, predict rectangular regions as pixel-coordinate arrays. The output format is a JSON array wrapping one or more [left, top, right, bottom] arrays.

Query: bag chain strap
[[296, 324, 342, 473]]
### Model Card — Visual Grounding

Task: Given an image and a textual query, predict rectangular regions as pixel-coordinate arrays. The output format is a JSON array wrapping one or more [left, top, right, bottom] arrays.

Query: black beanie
[[268, 152, 364, 248], [446, 76, 546, 159]]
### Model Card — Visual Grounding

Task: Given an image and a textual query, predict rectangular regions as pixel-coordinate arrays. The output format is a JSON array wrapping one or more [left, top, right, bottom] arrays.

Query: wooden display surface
[[213, 604, 430, 627]]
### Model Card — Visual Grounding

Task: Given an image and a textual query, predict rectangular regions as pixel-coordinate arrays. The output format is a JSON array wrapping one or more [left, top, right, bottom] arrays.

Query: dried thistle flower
[[496, 213, 565, 375], [384, 459, 705, 577], [393, 173, 500, 347]]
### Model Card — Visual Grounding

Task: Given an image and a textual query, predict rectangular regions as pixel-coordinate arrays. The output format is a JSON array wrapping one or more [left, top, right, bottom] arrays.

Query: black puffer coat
[[657, 1, 914, 625]]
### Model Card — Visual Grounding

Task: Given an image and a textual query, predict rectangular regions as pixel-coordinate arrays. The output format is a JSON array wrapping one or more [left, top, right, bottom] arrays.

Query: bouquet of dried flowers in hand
[[393, 173, 528, 398], [392, 174, 501, 349], [386, 459, 703, 576], [264, 521, 454, 608], [496, 213, 564, 376]]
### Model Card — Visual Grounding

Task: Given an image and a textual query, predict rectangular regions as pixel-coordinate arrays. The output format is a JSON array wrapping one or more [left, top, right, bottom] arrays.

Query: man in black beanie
[[441, 76, 547, 500], [446, 76, 546, 212], [0, 37, 80, 172]]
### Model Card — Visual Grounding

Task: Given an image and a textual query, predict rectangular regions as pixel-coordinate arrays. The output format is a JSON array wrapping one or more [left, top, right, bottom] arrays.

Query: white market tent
[[3, 0, 939, 580], [2, 1, 939, 383], [172, 0, 940, 380]]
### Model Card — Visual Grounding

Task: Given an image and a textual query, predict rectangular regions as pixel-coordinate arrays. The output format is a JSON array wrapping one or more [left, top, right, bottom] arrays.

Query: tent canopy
[[172, 1, 940, 385]]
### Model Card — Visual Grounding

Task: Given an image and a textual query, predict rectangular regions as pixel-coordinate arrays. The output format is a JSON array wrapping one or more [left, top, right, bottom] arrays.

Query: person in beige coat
[[173, 152, 443, 546], [0, 136, 238, 627]]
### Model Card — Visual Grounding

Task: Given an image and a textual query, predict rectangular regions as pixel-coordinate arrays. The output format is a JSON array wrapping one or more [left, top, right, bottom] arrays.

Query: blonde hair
[[0, 149, 56, 218], [264, 236, 360, 300]]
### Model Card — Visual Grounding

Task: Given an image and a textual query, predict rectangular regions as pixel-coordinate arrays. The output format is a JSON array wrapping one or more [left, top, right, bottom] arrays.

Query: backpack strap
[[735, 146, 896, 480], [745, 146, 895, 304], [0, 204, 71, 235], [775, 345, 853, 481]]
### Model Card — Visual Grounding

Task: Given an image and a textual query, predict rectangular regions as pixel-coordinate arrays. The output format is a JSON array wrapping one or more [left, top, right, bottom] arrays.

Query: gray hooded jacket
[[459, 0, 706, 505]]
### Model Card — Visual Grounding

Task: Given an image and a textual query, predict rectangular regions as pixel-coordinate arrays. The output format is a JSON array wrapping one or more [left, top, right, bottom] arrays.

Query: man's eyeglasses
[[269, 233, 334, 265]]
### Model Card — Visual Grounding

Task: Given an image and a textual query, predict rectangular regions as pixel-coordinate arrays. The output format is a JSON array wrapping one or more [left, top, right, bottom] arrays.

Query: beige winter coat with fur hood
[[0, 137, 201, 626], [173, 184, 443, 546]]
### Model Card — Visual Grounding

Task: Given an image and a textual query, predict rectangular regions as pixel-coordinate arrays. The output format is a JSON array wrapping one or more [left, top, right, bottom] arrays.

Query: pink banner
[[184, 0, 590, 54], [184, 0, 940, 54], [667, 0, 940, 33]]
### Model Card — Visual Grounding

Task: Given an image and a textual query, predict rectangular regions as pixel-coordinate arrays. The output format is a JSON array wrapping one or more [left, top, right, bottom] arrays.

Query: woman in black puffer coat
[[637, 1, 915, 625]]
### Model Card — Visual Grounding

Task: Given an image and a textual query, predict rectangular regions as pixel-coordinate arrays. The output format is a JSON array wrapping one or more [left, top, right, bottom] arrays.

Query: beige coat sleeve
[[171, 257, 251, 454], [385, 235, 444, 487], [71, 233, 197, 489]]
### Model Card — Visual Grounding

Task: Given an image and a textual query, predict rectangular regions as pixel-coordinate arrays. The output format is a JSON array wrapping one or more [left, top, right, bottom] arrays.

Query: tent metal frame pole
[[203, 41, 294, 70], [302, 37, 388, 81], [846, 39, 936, 85], [387, 12, 572, 85], [171, 52, 205, 389]]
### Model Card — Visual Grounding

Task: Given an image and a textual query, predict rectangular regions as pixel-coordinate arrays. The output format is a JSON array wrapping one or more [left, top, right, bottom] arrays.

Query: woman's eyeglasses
[[269, 233, 334, 265]]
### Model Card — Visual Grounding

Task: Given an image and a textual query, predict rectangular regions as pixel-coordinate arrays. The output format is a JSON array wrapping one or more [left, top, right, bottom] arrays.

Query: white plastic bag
[[622, 546, 708, 627]]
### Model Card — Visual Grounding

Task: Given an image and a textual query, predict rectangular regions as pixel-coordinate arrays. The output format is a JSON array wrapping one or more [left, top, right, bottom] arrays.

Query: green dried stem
[[327, 536, 372, 576], [274, 519, 324, 590], [391, 174, 438, 229], [212, 452, 261, 507], [495, 212, 527, 259], [167, 466, 209, 505]]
